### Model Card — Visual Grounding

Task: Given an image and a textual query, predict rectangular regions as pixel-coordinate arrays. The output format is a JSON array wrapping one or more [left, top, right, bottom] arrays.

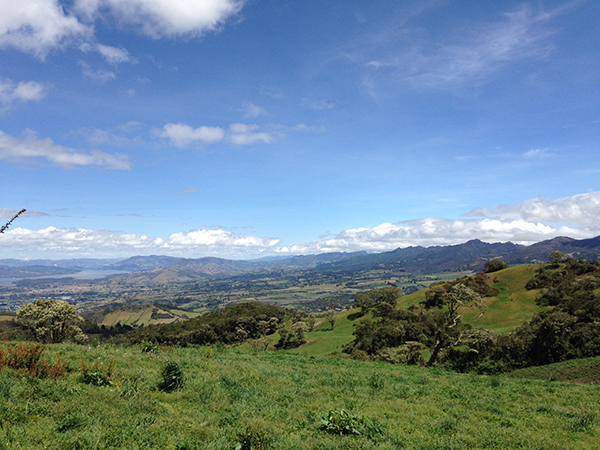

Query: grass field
[[1, 342, 599, 450]]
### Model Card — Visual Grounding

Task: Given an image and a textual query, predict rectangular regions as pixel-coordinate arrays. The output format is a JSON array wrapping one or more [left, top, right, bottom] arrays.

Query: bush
[[158, 360, 184, 392], [0, 342, 66, 379], [80, 360, 114, 386], [320, 409, 383, 439]]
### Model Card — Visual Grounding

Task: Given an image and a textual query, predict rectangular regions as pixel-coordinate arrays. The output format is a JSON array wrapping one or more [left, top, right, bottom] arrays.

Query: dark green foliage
[[484, 259, 509, 273], [158, 360, 184, 392], [140, 340, 159, 354], [320, 410, 383, 439], [352, 287, 402, 317], [447, 258, 600, 372], [114, 302, 289, 346]]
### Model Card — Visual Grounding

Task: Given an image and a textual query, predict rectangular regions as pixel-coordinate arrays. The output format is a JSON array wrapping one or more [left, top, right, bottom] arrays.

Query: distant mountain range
[[2, 236, 600, 282], [316, 236, 600, 275]]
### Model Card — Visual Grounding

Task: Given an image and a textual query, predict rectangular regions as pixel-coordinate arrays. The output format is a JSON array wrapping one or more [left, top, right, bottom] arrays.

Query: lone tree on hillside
[[484, 259, 509, 273], [427, 284, 483, 366], [17, 299, 88, 344]]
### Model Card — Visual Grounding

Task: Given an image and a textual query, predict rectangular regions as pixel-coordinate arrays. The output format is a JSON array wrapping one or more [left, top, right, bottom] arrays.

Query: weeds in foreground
[[158, 360, 184, 392], [80, 359, 114, 386], [320, 409, 383, 439], [0, 342, 66, 379]]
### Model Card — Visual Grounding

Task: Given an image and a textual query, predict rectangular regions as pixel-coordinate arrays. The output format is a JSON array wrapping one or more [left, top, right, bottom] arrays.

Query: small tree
[[291, 321, 308, 344], [16, 299, 88, 344], [324, 310, 336, 331], [484, 259, 509, 273], [427, 284, 482, 366]]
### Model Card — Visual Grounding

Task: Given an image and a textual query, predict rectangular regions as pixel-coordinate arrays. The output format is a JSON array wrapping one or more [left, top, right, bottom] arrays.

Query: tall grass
[[0, 343, 598, 449]]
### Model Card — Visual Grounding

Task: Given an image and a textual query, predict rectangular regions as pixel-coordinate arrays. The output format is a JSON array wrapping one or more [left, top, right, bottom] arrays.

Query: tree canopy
[[16, 299, 87, 344]]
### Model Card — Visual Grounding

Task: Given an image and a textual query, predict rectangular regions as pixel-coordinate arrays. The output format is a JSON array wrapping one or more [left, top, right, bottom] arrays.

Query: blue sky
[[1, 0, 599, 260]]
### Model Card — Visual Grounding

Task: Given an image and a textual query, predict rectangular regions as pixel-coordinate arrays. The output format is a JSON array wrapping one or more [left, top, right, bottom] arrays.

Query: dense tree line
[[345, 257, 600, 374], [112, 302, 291, 346]]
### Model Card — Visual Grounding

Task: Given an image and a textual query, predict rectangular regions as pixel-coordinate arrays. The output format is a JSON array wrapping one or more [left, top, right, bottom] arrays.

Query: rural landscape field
[[2, 0, 600, 448], [2, 238, 600, 449]]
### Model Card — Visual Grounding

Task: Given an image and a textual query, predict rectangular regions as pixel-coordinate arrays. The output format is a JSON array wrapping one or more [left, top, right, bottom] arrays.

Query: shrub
[[235, 417, 272, 450], [0, 342, 66, 379], [80, 360, 114, 386], [320, 409, 383, 439], [158, 360, 184, 392], [140, 340, 159, 354]]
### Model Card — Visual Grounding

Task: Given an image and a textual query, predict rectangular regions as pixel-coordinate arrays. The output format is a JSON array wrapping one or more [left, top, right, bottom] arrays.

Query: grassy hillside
[[460, 264, 542, 334], [2, 342, 598, 450], [293, 265, 545, 358]]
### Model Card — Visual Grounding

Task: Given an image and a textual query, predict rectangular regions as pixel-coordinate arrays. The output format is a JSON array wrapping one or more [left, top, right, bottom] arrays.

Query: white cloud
[[0, 78, 46, 110], [464, 192, 600, 226], [0, 0, 90, 58], [278, 192, 600, 255], [74, 0, 245, 38], [78, 60, 117, 82], [347, 3, 561, 91], [276, 217, 597, 255], [228, 123, 274, 145], [1, 0, 244, 60], [96, 44, 132, 64], [80, 42, 133, 64], [0, 130, 130, 169], [522, 148, 552, 159], [306, 99, 335, 110], [241, 102, 267, 118], [0, 226, 280, 258], [157, 123, 225, 147]]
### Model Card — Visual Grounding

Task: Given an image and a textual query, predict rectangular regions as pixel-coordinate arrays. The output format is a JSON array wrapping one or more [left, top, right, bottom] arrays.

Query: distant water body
[[0, 269, 127, 284]]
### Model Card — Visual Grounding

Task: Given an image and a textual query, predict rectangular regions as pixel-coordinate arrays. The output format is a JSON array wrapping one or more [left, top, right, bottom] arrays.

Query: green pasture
[[1, 342, 599, 450]]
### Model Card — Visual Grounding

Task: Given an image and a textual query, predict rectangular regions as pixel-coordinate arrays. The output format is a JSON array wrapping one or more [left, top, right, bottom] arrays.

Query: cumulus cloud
[[0, 226, 280, 258], [0, 0, 90, 58], [0, 130, 130, 169], [277, 192, 600, 255], [74, 0, 245, 38], [157, 123, 225, 147], [156, 122, 283, 147], [1, 0, 244, 59], [276, 218, 598, 255], [0, 78, 46, 110], [464, 192, 600, 226]]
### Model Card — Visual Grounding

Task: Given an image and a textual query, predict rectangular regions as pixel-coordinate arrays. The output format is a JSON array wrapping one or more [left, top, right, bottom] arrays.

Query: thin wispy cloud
[[174, 187, 199, 200], [241, 102, 267, 118], [0, 130, 130, 170], [346, 3, 562, 92]]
